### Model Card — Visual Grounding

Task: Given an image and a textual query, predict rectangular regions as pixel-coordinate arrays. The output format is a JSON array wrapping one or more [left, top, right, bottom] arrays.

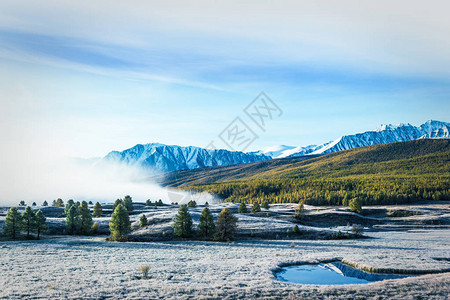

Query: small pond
[[275, 262, 413, 285]]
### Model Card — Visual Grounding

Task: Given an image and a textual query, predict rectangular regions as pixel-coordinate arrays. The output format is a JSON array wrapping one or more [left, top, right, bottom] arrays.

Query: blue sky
[[1, 0, 449, 158]]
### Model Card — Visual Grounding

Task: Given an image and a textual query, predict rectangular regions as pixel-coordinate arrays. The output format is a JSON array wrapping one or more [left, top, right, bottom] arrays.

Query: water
[[276, 262, 412, 285]]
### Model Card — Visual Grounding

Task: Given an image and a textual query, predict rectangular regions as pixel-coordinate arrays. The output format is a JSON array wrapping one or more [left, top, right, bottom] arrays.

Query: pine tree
[[88, 201, 93, 205], [188, 200, 196, 208], [145, 199, 152, 206], [93, 202, 103, 217], [123, 195, 133, 212], [32, 202, 37, 206], [173, 205, 193, 238], [349, 198, 362, 214], [140, 214, 148, 228], [109, 204, 131, 241], [199, 207, 215, 238], [214, 208, 238, 241], [79, 201, 93, 235], [55, 198, 64, 207], [65, 205, 80, 235], [251, 202, 261, 213], [294, 202, 305, 219], [113, 199, 122, 210], [52, 200, 57, 207], [204, 201, 209, 207], [261, 200, 270, 209], [238, 203, 248, 214], [3, 207, 22, 239], [157, 199, 163, 206], [153, 203, 158, 209], [19, 201, 26, 206], [42, 200, 48, 206], [65, 199, 75, 216], [35, 210, 47, 240], [21, 206, 36, 239]]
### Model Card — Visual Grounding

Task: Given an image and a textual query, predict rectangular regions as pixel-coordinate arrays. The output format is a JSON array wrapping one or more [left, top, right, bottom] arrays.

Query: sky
[[1, 1, 450, 160]]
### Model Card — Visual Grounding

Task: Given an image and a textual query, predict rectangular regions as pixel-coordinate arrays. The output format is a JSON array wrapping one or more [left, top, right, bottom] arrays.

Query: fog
[[0, 150, 217, 207]]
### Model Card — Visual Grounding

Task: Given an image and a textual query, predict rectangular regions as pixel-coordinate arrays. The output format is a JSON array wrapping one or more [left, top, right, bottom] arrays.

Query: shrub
[[251, 202, 261, 213], [261, 200, 270, 209], [351, 224, 364, 236], [238, 202, 248, 214], [292, 224, 300, 234], [91, 222, 99, 234], [139, 264, 151, 279], [145, 199, 152, 206], [140, 214, 148, 228], [349, 198, 362, 214], [173, 205, 193, 238], [214, 208, 237, 241]]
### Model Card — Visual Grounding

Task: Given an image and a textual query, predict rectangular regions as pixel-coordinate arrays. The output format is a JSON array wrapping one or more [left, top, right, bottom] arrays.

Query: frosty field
[[1, 204, 449, 299]]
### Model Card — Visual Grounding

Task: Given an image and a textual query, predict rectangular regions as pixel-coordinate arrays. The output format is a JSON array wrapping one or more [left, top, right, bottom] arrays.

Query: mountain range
[[102, 120, 449, 173]]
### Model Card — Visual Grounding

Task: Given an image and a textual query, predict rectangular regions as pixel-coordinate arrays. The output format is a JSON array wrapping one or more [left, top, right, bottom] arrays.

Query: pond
[[275, 262, 413, 285]]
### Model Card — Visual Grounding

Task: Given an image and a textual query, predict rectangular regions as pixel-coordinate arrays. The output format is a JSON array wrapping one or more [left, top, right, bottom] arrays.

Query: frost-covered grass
[[0, 228, 449, 299], [0, 203, 449, 299]]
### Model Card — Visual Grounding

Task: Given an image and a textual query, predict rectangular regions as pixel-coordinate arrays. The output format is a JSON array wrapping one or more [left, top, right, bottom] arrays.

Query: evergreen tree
[[238, 202, 248, 214], [93, 202, 103, 217], [199, 207, 215, 238], [123, 195, 133, 212], [65, 199, 75, 216], [214, 208, 238, 241], [113, 199, 123, 210], [79, 201, 93, 235], [32, 202, 37, 207], [55, 198, 64, 207], [88, 201, 93, 205], [52, 200, 57, 207], [21, 206, 36, 239], [42, 200, 48, 206], [139, 214, 148, 228], [19, 201, 26, 206], [204, 201, 209, 207], [109, 204, 131, 241], [173, 205, 193, 238], [35, 210, 47, 240], [188, 200, 197, 208], [261, 200, 270, 209], [145, 199, 152, 206], [3, 207, 22, 239], [349, 198, 362, 214], [157, 199, 163, 206], [153, 203, 158, 209], [294, 202, 305, 219], [292, 224, 300, 234], [251, 202, 261, 213], [65, 205, 80, 235]]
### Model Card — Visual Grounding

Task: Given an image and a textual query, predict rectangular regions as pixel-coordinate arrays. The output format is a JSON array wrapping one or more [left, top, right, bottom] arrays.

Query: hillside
[[165, 139, 450, 206]]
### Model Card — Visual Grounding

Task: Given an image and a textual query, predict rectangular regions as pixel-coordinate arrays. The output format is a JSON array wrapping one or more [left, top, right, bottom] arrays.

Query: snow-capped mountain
[[288, 120, 450, 157], [101, 120, 449, 172], [103, 143, 270, 173]]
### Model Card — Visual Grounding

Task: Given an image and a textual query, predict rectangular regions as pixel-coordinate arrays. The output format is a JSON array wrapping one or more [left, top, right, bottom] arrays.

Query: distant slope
[[170, 139, 450, 206]]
